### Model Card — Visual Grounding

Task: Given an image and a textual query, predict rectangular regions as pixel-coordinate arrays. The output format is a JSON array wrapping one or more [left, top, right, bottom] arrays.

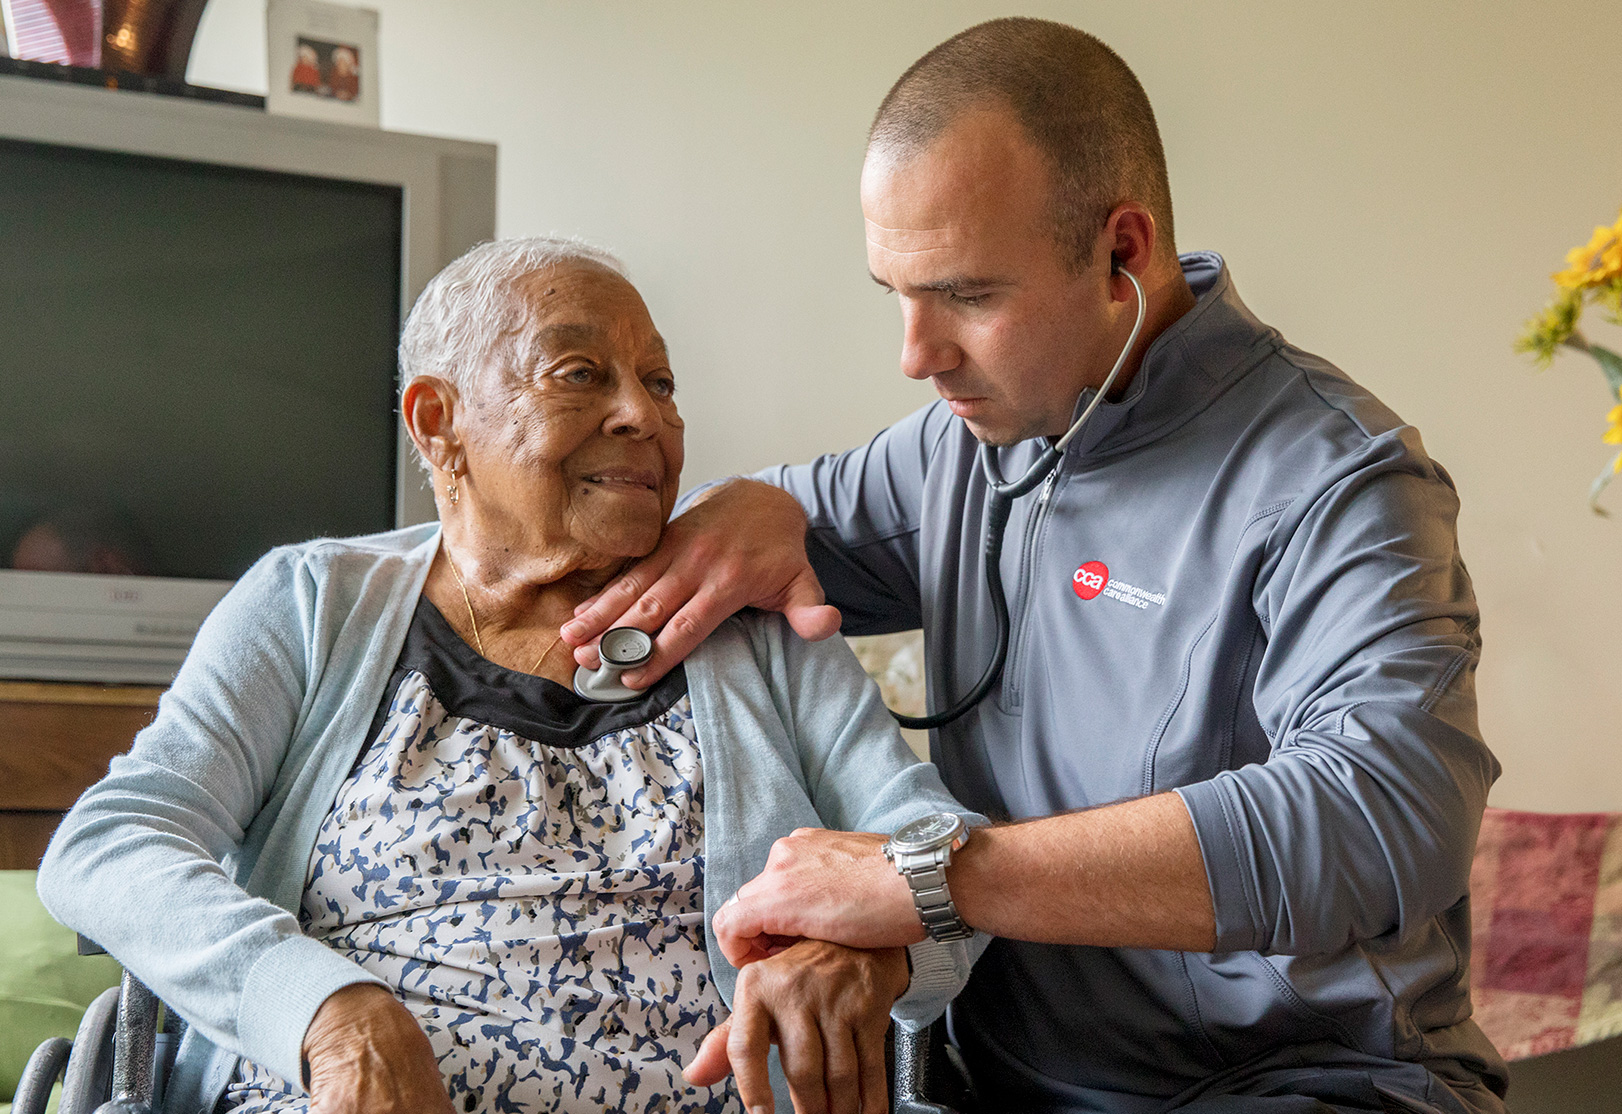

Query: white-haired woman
[[38, 238, 979, 1114]]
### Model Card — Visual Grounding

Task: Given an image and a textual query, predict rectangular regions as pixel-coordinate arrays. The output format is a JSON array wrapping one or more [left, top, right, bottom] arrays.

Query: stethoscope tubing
[[892, 269, 1147, 731]]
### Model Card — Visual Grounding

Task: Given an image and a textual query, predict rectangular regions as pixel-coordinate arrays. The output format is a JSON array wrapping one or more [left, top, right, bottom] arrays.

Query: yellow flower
[[1515, 287, 1584, 366], [1554, 211, 1622, 290], [1606, 403, 1622, 449]]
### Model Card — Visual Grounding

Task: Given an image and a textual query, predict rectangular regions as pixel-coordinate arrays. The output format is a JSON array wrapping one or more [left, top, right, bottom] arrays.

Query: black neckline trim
[[373, 596, 689, 748]]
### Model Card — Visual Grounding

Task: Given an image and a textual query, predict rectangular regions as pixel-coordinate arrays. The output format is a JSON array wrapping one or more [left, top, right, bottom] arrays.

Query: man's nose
[[899, 301, 960, 381]]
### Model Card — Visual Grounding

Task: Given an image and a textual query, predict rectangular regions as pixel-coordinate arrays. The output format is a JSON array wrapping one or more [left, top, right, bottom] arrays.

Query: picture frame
[[265, 0, 379, 127]]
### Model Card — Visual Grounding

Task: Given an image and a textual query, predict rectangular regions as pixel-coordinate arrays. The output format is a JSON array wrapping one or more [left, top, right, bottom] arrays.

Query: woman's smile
[[581, 467, 662, 492]]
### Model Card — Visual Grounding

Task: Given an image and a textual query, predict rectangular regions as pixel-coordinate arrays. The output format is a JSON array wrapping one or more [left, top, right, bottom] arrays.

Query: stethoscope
[[894, 266, 1146, 730], [576, 268, 1147, 726], [574, 626, 657, 701]]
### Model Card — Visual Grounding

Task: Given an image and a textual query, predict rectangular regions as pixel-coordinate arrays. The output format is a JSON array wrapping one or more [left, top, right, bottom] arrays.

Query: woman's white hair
[[397, 236, 627, 445]]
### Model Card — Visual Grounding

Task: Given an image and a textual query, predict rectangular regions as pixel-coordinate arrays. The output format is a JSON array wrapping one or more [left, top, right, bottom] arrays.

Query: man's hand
[[684, 939, 908, 1114], [713, 829, 924, 969], [560, 479, 841, 688], [718, 798, 1217, 960], [303, 983, 453, 1114]]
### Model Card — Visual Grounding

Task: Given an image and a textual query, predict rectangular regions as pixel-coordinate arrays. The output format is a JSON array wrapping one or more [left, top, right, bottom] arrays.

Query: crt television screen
[[0, 137, 402, 582]]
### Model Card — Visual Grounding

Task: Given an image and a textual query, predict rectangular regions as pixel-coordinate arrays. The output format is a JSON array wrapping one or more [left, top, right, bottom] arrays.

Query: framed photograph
[[266, 0, 379, 127]]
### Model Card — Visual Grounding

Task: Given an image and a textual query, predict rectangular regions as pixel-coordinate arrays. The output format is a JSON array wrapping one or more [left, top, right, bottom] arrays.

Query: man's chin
[[961, 416, 1036, 448]]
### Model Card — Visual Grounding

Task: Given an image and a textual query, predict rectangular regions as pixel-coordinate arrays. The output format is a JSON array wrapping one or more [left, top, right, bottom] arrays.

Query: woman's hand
[[683, 940, 909, 1114], [302, 984, 454, 1114]]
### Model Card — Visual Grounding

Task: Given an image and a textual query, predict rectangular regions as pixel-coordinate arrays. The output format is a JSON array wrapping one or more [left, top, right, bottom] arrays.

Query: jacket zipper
[[999, 464, 1060, 709]]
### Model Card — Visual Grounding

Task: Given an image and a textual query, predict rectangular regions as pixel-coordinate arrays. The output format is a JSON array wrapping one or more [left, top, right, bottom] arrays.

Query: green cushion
[[0, 871, 122, 1101]]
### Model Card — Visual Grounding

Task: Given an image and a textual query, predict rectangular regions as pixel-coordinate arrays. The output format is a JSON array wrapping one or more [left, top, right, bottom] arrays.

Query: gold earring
[[446, 467, 460, 506]]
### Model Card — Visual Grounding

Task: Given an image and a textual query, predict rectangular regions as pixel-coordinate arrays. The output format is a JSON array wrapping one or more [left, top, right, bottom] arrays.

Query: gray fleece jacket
[[760, 253, 1509, 1113]]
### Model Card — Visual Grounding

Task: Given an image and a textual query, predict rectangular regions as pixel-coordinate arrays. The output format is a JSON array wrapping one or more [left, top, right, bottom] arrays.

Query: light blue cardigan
[[37, 525, 983, 1114]]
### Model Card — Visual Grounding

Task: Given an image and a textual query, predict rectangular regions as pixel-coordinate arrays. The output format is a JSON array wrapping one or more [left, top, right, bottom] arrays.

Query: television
[[0, 72, 497, 684]]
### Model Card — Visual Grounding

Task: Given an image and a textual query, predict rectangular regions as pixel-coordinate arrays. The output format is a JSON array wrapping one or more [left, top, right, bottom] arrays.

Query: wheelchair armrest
[[65, 940, 169, 1114], [892, 1017, 974, 1114], [93, 973, 162, 1114]]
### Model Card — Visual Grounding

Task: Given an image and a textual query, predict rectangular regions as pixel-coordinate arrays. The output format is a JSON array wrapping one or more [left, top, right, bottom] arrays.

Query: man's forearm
[[714, 793, 1217, 966], [952, 792, 1216, 951]]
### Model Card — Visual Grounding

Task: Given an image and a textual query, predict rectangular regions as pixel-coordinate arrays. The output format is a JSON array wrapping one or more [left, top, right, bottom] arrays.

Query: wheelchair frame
[[16, 939, 962, 1114]]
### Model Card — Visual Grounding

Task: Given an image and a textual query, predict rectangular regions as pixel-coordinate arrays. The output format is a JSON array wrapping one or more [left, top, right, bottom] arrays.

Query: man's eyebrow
[[867, 272, 1011, 295]]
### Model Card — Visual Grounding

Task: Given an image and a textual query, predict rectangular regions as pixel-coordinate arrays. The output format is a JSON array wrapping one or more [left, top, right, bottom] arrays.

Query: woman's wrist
[[877, 944, 913, 1003], [302, 983, 412, 1073], [299, 982, 455, 1114]]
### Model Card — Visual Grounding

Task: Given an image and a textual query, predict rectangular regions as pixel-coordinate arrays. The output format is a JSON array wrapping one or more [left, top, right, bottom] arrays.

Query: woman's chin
[[573, 521, 666, 566]]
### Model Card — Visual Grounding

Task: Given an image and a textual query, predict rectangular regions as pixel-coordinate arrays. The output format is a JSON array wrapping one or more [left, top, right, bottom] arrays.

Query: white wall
[[190, 0, 1622, 813]]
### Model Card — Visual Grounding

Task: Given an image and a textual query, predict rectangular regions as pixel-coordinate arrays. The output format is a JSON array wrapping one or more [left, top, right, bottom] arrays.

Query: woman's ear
[[401, 376, 462, 475]]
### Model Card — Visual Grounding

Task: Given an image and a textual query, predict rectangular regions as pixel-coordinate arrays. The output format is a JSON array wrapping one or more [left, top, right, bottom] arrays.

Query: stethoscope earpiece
[[572, 626, 656, 702]]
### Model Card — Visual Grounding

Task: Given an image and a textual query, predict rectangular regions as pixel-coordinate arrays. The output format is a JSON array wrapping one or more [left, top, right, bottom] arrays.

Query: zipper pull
[[1037, 468, 1059, 506]]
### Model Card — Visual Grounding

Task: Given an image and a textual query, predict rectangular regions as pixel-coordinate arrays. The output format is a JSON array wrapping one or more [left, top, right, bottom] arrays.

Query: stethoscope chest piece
[[572, 626, 655, 702]]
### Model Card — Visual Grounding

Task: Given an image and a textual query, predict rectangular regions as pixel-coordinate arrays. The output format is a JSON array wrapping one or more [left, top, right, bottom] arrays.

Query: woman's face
[[455, 263, 684, 570]]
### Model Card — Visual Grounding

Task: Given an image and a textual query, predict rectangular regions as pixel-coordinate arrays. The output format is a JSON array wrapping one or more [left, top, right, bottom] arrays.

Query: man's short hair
[[869, 18, 1174, 272]]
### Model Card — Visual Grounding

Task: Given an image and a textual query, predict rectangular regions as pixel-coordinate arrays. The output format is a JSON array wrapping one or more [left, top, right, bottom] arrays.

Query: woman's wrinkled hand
[[683, 939, 909, 1114], [302, 984, 454, 1114]]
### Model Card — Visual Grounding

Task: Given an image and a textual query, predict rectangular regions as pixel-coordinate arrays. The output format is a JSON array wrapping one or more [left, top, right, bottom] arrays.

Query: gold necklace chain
[[444, 548, 563, 675]]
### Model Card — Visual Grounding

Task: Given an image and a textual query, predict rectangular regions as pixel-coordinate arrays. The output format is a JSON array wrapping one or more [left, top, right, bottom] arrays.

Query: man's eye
[[560, 365, 595, 384], [649, 376, 676, 399], [948, 291, 989, 307]]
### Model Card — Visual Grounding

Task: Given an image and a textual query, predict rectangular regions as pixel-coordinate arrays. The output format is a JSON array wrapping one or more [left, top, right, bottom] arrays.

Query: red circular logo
[[1072, 560, 1109, 600]]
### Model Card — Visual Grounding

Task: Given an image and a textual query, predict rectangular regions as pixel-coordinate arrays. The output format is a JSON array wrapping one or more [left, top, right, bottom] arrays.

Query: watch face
[[892, 812, 964, 852]]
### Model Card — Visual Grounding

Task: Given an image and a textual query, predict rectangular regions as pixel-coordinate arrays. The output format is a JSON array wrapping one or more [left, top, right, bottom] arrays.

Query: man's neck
[[1104, 258, 1199, 401]]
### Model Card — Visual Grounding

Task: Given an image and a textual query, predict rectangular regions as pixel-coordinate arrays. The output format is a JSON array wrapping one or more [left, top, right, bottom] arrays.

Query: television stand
[[0, 681, 162, 869]]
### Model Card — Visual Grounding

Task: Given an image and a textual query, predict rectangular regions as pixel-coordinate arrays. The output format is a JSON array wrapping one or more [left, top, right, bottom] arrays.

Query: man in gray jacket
[[565, 18, 1509, 1114]]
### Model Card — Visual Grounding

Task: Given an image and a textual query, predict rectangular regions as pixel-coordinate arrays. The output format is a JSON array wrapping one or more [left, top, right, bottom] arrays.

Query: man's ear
[[1100, 203, 1157, 292], [401, 376, 463, 475]]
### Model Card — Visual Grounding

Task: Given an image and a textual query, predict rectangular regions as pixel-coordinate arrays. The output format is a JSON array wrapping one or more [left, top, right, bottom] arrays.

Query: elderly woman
[[38, 238, 979, 1114]]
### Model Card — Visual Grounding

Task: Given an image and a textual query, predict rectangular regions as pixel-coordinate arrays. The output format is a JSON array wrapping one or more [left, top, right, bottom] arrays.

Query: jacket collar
[[1061, 251, 1279, 459]]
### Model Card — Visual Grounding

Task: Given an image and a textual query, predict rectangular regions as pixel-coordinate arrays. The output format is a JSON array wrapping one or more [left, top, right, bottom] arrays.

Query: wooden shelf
[[0, 680, 163, 707], [0, 680, 164, 868]]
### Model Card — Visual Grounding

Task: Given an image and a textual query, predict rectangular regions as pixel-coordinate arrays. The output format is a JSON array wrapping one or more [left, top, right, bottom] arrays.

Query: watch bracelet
[[897, 844, 973, 941]]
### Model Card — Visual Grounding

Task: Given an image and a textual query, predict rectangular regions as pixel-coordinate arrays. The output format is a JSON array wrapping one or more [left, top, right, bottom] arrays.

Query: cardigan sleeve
[[36, 546, 383, 1089], [746, 611, 989, 1026]]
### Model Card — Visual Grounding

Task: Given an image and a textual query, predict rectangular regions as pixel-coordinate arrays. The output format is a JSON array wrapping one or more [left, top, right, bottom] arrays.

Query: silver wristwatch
[[883, 812, 974, 942]]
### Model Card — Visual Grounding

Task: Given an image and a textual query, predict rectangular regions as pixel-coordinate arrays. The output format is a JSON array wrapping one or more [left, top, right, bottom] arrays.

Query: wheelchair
[[16, 938, 972, 1114]]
